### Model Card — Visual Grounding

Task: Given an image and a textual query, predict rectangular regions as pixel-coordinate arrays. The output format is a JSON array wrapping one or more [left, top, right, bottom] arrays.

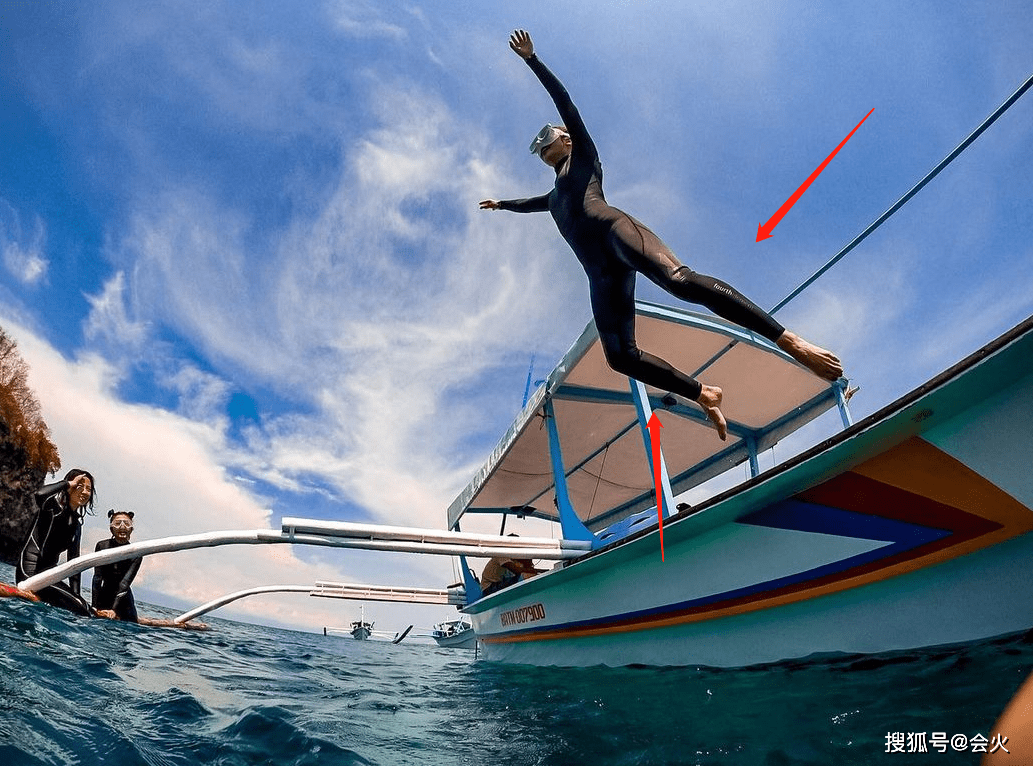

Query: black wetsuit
[[91, 538, 141, 622], [499, 54, 785, 401], [16, 480, 92, 616]]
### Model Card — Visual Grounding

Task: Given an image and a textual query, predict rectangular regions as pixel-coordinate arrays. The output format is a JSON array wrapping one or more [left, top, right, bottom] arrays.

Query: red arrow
[[647, 412, 665, 562], [756, 108, 874, 242]]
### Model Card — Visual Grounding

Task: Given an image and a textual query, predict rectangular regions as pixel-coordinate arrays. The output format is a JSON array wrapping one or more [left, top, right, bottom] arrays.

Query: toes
[[704, 406, 727, 441]]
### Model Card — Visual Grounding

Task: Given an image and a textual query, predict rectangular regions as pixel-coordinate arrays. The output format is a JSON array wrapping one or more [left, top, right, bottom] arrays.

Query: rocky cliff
[[0, 419, 46, 565]]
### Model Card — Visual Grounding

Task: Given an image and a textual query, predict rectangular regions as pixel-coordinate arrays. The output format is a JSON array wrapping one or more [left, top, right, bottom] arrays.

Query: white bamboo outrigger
[[172, 580, 465, 625], [174, 585, 314, 624], [16, 521, 588, 593]]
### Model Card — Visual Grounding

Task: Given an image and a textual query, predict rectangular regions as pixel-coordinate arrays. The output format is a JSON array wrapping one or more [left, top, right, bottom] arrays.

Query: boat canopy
[[447, 302, 842, 535]]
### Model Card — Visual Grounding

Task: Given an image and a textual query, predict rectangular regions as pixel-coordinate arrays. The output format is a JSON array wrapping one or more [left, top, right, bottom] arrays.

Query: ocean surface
[[2, 563, 1030, 766]]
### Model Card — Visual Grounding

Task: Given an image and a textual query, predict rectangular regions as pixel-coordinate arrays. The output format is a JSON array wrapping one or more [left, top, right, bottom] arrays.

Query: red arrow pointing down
[[647, 413, 665, 562], [757, 108, 874, 242]]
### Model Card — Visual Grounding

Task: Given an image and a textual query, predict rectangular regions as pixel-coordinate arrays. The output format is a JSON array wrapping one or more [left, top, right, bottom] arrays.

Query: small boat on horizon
[[350, 604, 373, 640], [430, 618, 476, 649]]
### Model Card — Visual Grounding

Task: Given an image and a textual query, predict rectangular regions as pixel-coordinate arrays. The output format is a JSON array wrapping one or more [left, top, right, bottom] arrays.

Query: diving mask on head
[[529, 124, 565, 156]]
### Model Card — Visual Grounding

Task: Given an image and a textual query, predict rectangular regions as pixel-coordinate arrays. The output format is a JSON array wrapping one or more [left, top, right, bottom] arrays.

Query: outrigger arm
[[16, 521, 592, 594], [173, 580, 464, 624]]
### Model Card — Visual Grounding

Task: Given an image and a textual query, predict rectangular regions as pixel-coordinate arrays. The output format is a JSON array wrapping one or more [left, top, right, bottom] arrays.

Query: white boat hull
[[433, 630, 477, 649]]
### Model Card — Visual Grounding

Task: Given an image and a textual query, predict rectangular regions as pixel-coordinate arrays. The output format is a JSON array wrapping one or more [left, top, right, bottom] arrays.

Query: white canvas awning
[[447, 302, 840, 533]]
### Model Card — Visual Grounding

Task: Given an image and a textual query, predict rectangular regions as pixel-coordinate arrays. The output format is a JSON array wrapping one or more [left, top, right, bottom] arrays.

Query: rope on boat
[[770, 72, 1033, 315], [691, 71, 1033, 379]]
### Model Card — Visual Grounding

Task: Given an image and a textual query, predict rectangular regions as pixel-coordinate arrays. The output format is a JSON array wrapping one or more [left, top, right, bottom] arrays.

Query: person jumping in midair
[[481, 30, 843, 439]]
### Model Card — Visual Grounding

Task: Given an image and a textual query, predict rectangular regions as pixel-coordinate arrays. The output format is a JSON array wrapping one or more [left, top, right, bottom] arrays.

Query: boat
[[431, 618, 476, 649], [448, 303, 1033, 667], [12, 74, 1031, 666], [350, 605, 374, 640], [441, 75, 1033, 667], [15, 306, 1032, 664]]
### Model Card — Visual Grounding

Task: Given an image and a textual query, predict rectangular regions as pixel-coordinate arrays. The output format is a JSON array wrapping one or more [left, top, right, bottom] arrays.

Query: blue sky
[[1, 1, 1031, 632]]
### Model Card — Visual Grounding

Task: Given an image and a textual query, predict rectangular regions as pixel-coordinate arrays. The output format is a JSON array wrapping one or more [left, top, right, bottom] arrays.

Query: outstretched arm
[[508, 30, 596, 160], [480, 194, 551, 213]]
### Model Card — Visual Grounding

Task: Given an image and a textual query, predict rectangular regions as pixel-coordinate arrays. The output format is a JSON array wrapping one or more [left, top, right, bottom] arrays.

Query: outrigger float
[[8, 73, 1033, 667]]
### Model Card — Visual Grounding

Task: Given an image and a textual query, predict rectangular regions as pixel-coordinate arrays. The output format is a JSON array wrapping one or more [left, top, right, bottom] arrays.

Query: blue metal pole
[[544, 398, 597, 545], [522, 353, 537, 408], [451, 522, 483, 602], [629, 379, 676, 519], [834, 380, 854, 429], [745, 434, 760, 478]]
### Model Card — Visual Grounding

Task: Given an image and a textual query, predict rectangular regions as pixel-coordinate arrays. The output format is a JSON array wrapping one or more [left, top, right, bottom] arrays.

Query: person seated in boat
[[91, 509, 142, 623], [480, 30, 844, 441], [16, 469, 96, 616], [480, 535, 545, 596]]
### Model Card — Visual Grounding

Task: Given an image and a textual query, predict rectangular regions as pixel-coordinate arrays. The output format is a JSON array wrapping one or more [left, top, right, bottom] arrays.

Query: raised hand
[[509, 29, 534, 59]]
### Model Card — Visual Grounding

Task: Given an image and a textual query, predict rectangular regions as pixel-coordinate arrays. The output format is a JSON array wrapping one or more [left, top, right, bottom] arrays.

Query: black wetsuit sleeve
[[499, 194, 551, 213], [35, 480, 68, 506], [111, 558, 142, 611], [524, 54, 599, 163], [68, 525, 82, 597]]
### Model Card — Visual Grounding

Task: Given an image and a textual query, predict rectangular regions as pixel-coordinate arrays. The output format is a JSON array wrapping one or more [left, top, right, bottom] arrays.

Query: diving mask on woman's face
[[529, 124, 566, 156]]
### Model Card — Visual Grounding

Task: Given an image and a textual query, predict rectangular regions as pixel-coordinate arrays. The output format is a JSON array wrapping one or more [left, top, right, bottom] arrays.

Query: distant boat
[[350, 605, 373, 640], [431, 618, 476, 649]]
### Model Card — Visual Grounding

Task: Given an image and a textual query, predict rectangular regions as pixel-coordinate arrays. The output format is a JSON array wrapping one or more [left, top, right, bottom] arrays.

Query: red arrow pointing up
[[647, 412, 665, 562], [756, 108, 874, 242]]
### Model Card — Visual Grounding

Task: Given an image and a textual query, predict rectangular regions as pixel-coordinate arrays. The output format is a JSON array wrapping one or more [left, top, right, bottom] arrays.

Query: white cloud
[[104, 83, 583, 537], [0, 201, 49, 286], [84, 271, 149, 350], [326, 0, 408, 41], [4, 314, 459, 631]]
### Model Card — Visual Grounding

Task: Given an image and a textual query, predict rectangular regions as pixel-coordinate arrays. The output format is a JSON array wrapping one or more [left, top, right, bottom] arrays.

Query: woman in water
[[16, 468, 96, 615], [481, 30, 843, 439], [91, 509, 142, 623]]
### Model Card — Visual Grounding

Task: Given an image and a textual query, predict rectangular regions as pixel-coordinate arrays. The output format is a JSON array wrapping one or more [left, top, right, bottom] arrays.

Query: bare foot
[[776, 331, 844, 381], [697, 384, 728, 441]]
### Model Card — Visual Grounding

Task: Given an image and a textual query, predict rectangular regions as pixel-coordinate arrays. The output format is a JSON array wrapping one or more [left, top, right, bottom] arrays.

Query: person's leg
[[608, 214, 783, 337], [589, 267, 728, 439], [37, 583, 93, 616], [608, 215, 843, 380]]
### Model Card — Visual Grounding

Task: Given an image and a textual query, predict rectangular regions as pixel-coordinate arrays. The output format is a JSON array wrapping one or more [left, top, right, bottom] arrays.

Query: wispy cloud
[[6, 314, 455, 629], [84, 271, 149, 350], [0, 201, 49, 286], [95, 78, 584, 539], [326, 0, 409, 41]]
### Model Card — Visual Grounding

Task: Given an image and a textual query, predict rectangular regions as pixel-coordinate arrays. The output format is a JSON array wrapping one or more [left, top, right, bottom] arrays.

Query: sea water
[[2, 566, 1029, 765]]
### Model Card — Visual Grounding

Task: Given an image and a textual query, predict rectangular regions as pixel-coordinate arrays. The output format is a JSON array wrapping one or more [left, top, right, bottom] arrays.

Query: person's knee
[[666, 265, 703, 296], [602, 341, 641, 375]]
